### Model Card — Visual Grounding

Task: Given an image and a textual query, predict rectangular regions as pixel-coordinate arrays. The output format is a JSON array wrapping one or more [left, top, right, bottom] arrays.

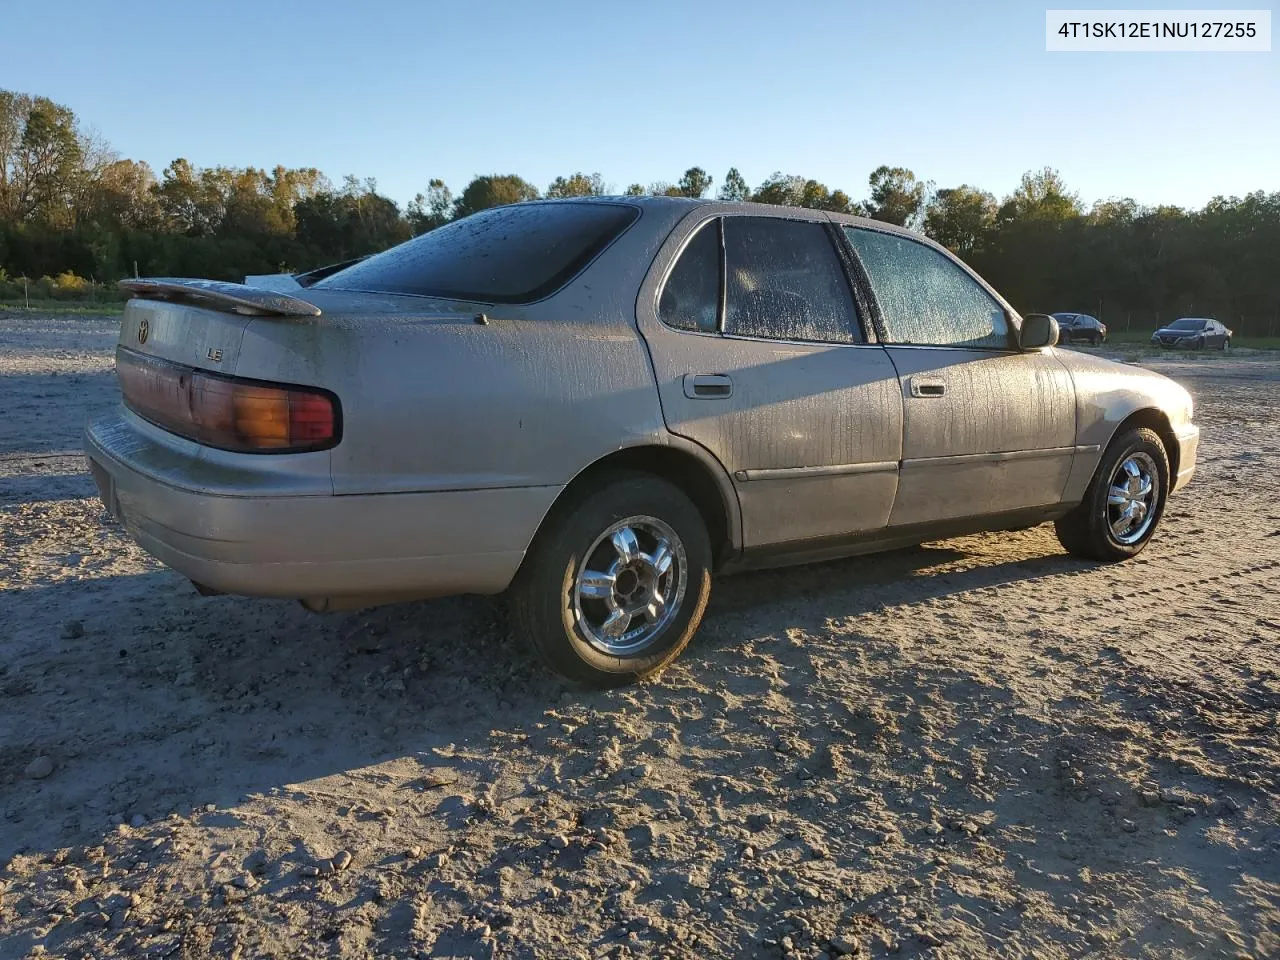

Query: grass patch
[[1101, 328, 1280, 350], [0, 300, 126, 315]]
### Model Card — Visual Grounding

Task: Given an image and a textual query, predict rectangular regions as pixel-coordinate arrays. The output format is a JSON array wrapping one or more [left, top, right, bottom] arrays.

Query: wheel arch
[[1109, 408, 1180, 480], [519, 441, 742, 577]]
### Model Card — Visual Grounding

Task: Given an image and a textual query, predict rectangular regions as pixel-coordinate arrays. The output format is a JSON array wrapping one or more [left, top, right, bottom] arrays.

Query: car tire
[[1054, 427, 1170, 562], [1222, 338, 1231, 352], [510, 471, 712, 687]]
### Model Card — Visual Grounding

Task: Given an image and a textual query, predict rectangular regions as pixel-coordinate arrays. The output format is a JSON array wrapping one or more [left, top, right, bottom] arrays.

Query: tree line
[[2, 89, 1277, 335]]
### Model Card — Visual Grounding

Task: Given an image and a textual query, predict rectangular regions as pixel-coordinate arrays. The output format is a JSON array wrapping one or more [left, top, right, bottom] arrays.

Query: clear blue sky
[[3, 0, 1276, 210]]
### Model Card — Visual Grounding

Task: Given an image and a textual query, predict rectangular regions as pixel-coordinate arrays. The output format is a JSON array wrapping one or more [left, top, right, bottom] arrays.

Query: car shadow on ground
[[2, 534, 1091, 859], [1, 527, 1270, 959], [0, 371, 118, 460], [0, 469, 95, 507], [706, 539, 1078, 617]]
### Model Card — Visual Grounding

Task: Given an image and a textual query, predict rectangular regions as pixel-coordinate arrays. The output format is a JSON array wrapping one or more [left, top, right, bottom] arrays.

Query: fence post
[[23, 277, 28, 310]]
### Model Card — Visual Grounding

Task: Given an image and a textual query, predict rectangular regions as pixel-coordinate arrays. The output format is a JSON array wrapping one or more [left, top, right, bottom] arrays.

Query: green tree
[[407, 179, 453, 234], [294, 177, 410, 262], [804, 182, 855, 213], [155, 159, 224, 236], [82, 159, 162, 229], [545, 172, 605, 198], [265, 165, 329, 234], [219, 167, 278, 236], [5, 95, 84, 226], [624, 183, 645, 196], [865, 165, 929, 227], [453, 174, 539, 218], [673, 166, 713, 199], [5, 83, 1280, 337], [998, 167, 1082, 223], [750, 172, 854, 212], [924, 185, 997, 257], [70, 127, 119, 225], [980, 169, 1085, 311], [751, 172, 804, 207], [0, 90, 31, 219], [718, 167, 750, 201]]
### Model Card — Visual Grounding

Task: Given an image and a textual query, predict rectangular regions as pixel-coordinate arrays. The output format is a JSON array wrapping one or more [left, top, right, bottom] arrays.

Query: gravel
[[0, 315, 1277, 959]]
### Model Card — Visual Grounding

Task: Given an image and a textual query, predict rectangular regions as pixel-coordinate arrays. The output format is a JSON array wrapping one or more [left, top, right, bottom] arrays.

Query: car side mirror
[[1019, 313, 1059, 350]]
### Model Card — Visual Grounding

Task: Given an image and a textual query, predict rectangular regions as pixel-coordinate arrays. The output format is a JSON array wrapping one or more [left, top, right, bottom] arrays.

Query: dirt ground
[[0, 312, 1277, 960]]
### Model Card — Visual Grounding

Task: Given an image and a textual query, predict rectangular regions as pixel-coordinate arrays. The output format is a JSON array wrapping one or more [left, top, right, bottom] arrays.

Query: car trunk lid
[[116, 278, 483, 375], [118, 297, 257, 375]]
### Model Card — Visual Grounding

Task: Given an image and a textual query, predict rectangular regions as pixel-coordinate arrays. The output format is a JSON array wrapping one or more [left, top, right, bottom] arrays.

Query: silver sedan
[[85, 198, 1199, 686]]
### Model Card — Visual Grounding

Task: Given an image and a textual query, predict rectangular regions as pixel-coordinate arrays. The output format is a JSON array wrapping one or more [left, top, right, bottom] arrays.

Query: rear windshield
[[314, 201, 640, 304], [1170, 318, 1206, 330]]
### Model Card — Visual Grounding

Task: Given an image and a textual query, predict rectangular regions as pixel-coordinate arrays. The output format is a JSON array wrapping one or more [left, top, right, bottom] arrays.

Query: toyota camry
[[85, 197, 1200, 686]]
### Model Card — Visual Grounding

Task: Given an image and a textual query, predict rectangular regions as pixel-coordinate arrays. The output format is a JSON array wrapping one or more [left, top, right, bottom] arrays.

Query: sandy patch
[[1, 314, 1276, 959]]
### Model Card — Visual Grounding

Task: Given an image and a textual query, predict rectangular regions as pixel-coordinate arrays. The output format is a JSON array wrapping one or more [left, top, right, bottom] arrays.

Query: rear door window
[[722, 217, 861, 344], [314, 201, 639, 304]]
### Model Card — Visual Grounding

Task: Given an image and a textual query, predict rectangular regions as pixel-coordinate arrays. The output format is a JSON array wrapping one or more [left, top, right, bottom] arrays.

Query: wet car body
[[85, 197, 1200, 684]]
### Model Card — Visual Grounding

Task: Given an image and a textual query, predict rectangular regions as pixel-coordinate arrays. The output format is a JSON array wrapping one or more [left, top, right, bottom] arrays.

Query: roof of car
[[520, 196, 1020, 317], [528, 194, 926, 239]]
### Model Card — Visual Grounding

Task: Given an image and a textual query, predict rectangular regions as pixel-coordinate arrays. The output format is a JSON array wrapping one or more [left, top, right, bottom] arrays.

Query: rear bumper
[[1172, 423, 1199, 492], [84, 412, 559, 602]]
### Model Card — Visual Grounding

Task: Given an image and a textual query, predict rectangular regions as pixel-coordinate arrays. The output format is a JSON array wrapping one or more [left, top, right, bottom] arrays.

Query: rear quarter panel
[[231, 207, 687, 498], [316, 314, 667, 494]]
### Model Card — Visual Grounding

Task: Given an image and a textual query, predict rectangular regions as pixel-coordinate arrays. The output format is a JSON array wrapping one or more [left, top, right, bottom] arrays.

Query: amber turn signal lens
[[116, 347, 339, 453]]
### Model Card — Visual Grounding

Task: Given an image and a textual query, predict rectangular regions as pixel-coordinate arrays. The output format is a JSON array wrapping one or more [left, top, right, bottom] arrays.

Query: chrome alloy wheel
[[571, 516, 687, 656], [1107, 452, 1159, 545]]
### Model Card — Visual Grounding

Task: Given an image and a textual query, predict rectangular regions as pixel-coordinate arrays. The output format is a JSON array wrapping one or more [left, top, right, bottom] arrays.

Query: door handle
[[908, 377, 946, 398], [684, 374, 733, 399]]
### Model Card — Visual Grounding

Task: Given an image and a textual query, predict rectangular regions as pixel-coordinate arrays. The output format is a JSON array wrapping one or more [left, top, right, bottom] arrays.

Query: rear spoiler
[[118, 278, 321, 317]]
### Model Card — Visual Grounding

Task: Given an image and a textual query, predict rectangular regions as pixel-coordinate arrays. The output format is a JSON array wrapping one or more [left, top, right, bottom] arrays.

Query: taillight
[[116, 347, 339, 453]]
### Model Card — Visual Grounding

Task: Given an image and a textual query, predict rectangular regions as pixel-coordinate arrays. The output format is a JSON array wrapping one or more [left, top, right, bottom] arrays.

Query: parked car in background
[[1151, 318, 1232, 350], [1052, 312, 1107, 346], [84, 197, 1200, 687]]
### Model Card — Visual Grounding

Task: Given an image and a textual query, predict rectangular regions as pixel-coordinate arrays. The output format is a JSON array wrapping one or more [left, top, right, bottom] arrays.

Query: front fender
[[1054, 349, 1195, 501]]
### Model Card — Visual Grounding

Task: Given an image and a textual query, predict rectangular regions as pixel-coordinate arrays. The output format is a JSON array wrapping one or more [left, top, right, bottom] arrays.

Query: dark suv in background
[[1052, 312, 1108, 346]]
